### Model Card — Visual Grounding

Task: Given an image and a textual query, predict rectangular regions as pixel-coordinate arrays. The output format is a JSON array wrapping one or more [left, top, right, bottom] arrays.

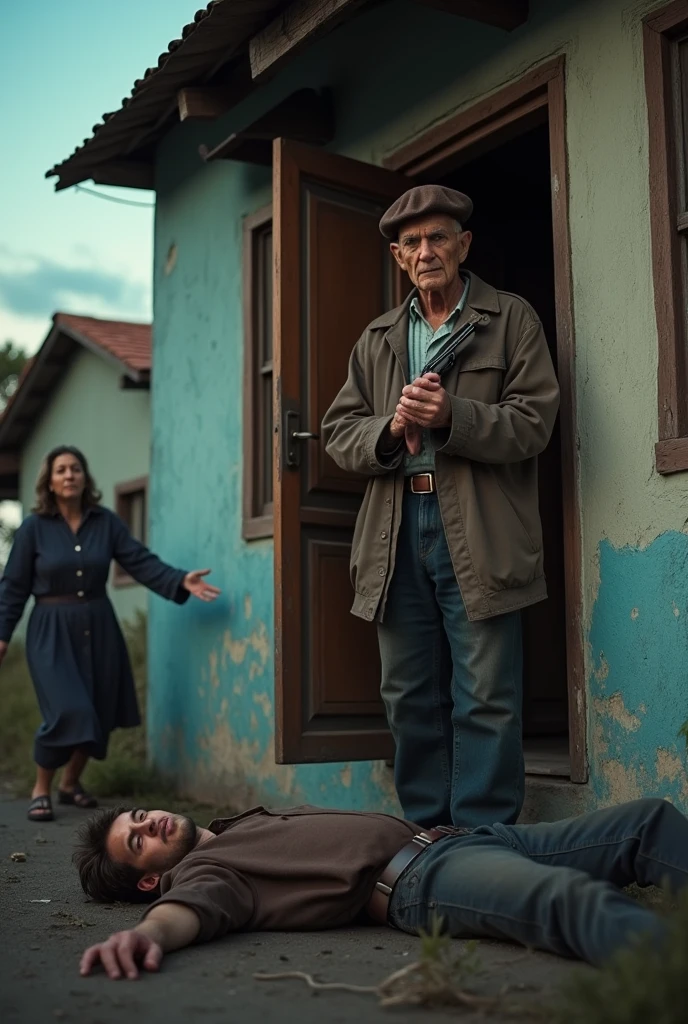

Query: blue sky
[[1, 0, 200, 355]]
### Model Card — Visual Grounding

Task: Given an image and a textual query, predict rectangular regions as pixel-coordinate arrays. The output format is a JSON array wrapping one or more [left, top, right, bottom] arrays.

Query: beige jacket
[[321, 273, 560, 623]]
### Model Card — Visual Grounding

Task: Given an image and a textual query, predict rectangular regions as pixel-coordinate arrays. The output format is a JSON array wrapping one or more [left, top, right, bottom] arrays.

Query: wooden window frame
[[242, 203, 275, 539], [386, 56, 586, 783], [113, 475, 149, 587], [645, 1, 688, 474]]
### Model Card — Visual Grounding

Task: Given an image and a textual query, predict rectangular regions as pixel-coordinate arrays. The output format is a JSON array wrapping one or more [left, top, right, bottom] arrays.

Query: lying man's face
[[107, 808, 199, 888]]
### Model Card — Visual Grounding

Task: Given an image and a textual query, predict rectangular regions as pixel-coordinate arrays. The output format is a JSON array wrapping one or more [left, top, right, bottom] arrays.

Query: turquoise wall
[[149, 0, 688, 815], [19, 347, 150, 626]]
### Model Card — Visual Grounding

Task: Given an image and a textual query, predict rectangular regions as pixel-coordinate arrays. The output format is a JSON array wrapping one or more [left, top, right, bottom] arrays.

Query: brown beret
[[379, 185, 473, 240]]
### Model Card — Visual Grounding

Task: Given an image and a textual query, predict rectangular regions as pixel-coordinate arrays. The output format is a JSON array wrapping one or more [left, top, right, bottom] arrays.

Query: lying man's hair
[[73, 806, 155, 904]]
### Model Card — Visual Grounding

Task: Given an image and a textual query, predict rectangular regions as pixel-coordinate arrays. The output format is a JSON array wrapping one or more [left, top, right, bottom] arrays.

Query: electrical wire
[[74, 185, 155, 208]]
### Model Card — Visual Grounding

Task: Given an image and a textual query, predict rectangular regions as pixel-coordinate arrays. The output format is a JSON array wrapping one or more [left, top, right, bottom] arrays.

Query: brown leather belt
[[367, 825, 463, 925], [36, 592, 106, 605], [404, 472, 435, 494]]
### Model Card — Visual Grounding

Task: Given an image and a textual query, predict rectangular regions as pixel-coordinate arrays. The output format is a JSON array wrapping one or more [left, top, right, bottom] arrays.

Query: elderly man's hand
[[399, 373, 451, 429], [80, 928, 163, 980]]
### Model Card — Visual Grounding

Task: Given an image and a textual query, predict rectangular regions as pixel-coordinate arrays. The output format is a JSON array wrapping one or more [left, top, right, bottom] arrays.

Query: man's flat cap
[[379, 185, 473, 240]]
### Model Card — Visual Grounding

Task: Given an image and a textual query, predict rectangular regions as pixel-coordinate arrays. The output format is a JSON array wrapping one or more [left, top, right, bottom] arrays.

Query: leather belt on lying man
[[404, 472, 435, 494], [366, 825, 471, 925], [35, 591, 106, 605]]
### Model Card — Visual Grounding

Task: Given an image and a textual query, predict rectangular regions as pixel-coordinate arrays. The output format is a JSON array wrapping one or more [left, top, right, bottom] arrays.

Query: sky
[[0, 0, 203, 356]]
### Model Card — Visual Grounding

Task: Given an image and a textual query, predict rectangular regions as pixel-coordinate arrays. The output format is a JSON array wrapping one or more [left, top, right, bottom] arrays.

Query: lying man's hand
[[80, 928, 163, 980]]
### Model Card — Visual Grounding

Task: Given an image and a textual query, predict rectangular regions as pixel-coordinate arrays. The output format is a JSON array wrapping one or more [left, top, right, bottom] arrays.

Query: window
[[242, 204, 274, 538], [113, 476, 148, 585], [645, 2, 688, 473]]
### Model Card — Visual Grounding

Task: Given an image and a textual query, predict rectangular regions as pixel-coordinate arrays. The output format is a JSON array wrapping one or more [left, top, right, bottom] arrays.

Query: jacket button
[[76, 570, 83, 577], [378, 568, 386, 577], [380, 531, 388, 540], [385, 498, 391, 506], [75, 545, 81, 552], [77, 591, 84, 598]]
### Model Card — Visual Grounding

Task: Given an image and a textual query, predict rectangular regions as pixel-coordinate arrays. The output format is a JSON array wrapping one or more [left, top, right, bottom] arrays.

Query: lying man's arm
[[80, 902, 200, 980]]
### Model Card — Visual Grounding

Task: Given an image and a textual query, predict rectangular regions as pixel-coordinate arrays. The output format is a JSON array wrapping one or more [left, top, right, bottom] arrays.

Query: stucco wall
[[150, 0, 688, 814], [19, 347, 151, 626]]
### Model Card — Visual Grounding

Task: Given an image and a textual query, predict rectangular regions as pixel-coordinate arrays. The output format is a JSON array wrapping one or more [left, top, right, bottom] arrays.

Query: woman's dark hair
[[32, 445, 102, 515], [73, 806, 156, 904]]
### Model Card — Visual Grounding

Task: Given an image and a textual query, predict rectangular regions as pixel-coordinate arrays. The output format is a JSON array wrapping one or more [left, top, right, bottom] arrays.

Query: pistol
[[420, 320, 476, 379]]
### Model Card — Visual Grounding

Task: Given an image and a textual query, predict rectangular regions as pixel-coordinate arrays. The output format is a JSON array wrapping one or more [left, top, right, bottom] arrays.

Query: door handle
[[282, 404, 319, 468]]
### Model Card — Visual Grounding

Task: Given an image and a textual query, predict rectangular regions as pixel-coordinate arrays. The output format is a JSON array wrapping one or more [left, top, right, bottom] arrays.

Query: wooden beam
[[249, 0, 368, 81], [178, 61, 255, 121], [411, 0, 528, 29], [200, 89, 334, 163], [179, 87, 239, 121]]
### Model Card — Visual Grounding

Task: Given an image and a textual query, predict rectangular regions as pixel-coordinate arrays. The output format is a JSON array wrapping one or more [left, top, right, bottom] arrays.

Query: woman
[[0, 445, 220, 822]]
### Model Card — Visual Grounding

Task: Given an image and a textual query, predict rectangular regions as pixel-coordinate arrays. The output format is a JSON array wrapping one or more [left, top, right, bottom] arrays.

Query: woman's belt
[[35, 591, 106, 605], [366, 825, 471, 925]]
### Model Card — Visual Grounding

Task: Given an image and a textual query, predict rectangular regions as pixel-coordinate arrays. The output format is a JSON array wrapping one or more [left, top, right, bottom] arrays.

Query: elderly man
[[321, 185, 559, 828], [76, 798, 688, 978]]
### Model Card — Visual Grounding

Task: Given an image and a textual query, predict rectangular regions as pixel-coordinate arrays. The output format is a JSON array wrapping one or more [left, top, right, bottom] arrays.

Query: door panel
[[273, 138, 410, 763]]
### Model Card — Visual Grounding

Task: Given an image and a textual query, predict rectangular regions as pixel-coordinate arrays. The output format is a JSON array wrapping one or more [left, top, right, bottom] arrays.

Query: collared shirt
[[405, 273, 470, 475]]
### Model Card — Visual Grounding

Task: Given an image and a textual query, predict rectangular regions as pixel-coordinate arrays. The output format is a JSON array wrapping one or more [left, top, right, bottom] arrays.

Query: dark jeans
[[388, 798, 687, 965], [378, 491, 523, 827]]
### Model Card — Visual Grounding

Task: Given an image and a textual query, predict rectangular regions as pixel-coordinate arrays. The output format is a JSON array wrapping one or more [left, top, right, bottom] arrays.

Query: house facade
[[0, 314, 152, 625], [50, 0, 688, 818]]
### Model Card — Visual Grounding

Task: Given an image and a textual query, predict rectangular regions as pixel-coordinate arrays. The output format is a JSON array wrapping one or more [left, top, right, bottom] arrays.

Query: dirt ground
[[0, 791, 584, 1024]]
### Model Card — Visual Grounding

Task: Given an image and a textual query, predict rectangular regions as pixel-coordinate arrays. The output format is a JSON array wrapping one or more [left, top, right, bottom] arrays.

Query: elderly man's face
[[390, 214, 472, 293]]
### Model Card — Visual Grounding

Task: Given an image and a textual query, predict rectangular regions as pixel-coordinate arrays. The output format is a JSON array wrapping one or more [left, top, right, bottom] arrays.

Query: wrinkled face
[[390, 213, 472, 293], [50, 454, 86, 501], [107, 809, 199, 884]]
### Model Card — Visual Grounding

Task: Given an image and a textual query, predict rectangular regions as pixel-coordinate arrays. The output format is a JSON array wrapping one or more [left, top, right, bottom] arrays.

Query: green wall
[[20, 347, 150, 625], [149, 0, 688, 816]]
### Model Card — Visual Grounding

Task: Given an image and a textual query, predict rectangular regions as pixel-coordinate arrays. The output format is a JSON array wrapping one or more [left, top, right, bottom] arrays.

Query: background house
[[48, 0, 688, 818], [0, 313, 151, 624]]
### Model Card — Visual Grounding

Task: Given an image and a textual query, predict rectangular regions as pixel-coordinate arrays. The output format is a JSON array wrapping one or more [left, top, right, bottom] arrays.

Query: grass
[[551, 887, 688, 1024], [0, 612, 224, 820]]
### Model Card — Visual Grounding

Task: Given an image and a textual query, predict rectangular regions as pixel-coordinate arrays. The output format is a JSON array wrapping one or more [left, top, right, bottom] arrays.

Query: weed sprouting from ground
[[552, 887, 688, 1024]]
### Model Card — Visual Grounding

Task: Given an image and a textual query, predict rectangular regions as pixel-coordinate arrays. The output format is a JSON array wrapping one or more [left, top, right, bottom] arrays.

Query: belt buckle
[[411, 473, 433, 494]]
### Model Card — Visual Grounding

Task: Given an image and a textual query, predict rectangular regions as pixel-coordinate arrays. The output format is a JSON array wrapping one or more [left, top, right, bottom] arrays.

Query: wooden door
[[272, 139, 410, 763]]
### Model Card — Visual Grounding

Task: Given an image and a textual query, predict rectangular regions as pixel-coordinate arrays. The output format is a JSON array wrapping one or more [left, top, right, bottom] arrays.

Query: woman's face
[[50, 453, 86, 502]]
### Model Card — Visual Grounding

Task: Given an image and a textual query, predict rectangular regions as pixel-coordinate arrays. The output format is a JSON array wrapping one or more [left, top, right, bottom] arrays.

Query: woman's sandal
[[57, 783, 98, 809], [27, 795, 54, 822]]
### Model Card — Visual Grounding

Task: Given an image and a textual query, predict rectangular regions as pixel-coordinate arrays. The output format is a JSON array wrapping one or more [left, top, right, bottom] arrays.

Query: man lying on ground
[[74, 797, 688, 980]]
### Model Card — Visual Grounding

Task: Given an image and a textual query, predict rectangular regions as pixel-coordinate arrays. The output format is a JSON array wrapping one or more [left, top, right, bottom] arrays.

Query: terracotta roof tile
[[53, 313, 151, 373]]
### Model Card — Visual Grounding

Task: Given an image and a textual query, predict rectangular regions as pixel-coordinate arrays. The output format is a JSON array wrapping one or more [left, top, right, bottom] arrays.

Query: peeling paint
[[593, 652, 609, 682], [630, 607, 639, 620], [252, 691, 272, 718], [209, 649, 220, 690], [339, 765, 352, 788], [599, 760, 644, 803], [244, 595, 252, 620], [593, 692, 642, 732]]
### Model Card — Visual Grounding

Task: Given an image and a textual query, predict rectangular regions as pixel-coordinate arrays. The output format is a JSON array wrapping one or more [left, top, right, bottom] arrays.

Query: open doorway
[[437, 119, 570, 775]]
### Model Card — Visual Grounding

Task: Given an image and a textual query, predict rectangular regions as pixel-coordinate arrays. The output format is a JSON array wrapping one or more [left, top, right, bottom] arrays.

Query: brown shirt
[[142, 805, 418, 942]]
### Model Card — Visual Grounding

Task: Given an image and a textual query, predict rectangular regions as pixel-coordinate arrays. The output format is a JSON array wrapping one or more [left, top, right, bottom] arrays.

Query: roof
[[0, 314, 151, 491], [46, 0, 282, 191], [53, 313, 151, 375]]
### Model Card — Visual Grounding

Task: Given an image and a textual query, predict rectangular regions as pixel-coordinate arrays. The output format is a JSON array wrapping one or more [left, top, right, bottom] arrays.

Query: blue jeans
[[378, 492, 523, 828], [388, 798, 688, 965]]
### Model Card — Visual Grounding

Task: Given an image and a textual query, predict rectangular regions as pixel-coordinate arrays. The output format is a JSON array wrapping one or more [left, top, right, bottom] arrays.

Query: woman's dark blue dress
[[0, 507, 188, 769]]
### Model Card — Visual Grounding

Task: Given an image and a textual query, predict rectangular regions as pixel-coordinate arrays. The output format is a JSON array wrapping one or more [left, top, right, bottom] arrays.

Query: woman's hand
[[183, 570, 221, 603], [0, 641, 8, 667]]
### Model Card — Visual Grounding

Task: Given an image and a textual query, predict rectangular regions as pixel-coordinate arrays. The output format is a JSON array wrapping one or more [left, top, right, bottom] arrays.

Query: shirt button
[[378, 568, 386, 577], [385, 498, 392, 506], [76, 570, 83, 577], [380, 531, 388, 540], [77, 591, 84, 598], [75, 545, 81, 552]]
